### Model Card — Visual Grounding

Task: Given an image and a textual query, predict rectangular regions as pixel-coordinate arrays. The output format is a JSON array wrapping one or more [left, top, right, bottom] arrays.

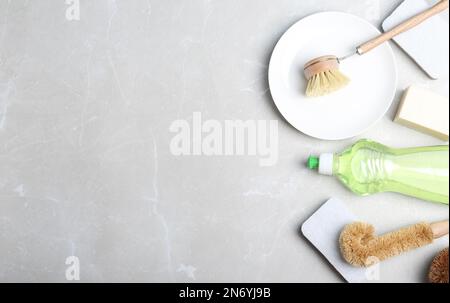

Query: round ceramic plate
[[269, 12, 398, 140]]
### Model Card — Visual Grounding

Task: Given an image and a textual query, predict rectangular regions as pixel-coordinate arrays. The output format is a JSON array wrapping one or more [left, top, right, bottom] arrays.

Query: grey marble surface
[[0, 0, 448, 283]]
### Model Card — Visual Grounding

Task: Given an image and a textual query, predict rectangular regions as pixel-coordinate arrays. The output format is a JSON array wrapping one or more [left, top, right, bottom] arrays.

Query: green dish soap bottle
[[307, 139, 449, 204]]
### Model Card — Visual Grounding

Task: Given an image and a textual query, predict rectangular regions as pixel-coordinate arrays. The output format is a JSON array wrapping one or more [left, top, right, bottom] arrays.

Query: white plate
[[269, 12, 398, 140]]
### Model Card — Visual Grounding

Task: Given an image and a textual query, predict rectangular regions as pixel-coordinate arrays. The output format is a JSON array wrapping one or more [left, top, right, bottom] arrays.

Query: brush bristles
[[339, 222, 434, 267], [429, 248, 449, 283], [306, 69, 350, 97]]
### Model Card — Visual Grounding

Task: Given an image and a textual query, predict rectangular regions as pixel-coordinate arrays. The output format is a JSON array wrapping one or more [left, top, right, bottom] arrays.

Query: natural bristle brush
[[429, 248, 449, 283], [304, 56, 350, 97], [339, 220, 449, 267], [304, 0, 449, 97]]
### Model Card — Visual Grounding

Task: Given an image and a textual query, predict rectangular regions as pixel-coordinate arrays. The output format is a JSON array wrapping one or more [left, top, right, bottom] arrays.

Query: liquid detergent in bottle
[[307, 139, 449, 204]]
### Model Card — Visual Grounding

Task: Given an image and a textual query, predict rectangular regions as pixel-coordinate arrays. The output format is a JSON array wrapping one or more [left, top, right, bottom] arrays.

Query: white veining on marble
[[13, 184, 25, 197], [144, 136, 174, 280], [0, 1, 10, 54], [176, 264, 197, 280], [0, 78, 14, 130], [107, 0, 118, 41]]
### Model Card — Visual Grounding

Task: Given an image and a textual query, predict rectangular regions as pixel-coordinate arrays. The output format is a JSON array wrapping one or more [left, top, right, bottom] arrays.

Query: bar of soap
[[394, 86, 449, 141]]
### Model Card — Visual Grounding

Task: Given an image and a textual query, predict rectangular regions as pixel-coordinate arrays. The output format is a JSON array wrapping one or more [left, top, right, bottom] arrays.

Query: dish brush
[[304, 0, 449, 97], [429, 248, 449, 283], [339, 220, 449, 267]]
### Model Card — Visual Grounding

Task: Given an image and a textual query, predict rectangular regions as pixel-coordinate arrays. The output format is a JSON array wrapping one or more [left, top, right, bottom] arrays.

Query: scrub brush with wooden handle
[[339, 220, 449, 267], [304, 0, 449, 97]]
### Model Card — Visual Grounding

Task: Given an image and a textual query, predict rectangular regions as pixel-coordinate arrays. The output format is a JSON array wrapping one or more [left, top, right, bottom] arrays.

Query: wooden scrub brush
[[429, 248, 449, 283], [339, 220, 449, 267], [304, 56, 350, 97], [304, 0, 449, 97]]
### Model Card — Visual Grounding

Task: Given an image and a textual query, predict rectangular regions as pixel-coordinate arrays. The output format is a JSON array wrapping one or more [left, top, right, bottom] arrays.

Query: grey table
[[0, 0, 448, 282]]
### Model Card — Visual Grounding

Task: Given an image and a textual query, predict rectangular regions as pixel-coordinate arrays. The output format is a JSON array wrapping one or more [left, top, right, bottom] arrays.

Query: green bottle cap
[[307, 156, 319, 170]]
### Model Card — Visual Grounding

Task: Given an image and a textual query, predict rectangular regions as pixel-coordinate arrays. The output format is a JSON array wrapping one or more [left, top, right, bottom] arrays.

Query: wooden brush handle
[[431, 221, 449, 239], [357, 0, 449, 55]]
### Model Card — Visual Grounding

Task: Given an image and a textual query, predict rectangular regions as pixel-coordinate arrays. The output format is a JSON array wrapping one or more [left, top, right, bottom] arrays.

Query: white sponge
[[382, 0, 449, 79], [302, 198, 370, 283]]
